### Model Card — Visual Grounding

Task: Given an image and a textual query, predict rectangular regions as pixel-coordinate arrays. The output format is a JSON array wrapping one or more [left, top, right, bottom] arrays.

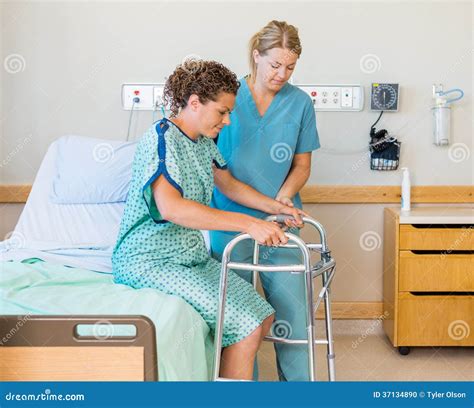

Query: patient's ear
[[188, 94, 201, 111]]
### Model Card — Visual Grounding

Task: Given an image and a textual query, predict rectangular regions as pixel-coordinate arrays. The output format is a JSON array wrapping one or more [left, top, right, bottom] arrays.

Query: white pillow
[[50, 135, 137, 204]]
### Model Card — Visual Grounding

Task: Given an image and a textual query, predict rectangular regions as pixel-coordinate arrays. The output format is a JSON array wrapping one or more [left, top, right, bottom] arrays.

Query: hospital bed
[[0, 136, 214, 381]]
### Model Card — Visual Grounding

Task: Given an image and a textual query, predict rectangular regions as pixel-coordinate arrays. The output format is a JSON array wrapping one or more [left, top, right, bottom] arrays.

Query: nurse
[[210, 20, 320, 381]]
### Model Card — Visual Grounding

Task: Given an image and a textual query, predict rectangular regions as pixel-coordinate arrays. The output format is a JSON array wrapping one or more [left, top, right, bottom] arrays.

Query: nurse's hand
[[275, 203, 307, 229], [245, 219, 288, 247], [275, 195, 294, 207]]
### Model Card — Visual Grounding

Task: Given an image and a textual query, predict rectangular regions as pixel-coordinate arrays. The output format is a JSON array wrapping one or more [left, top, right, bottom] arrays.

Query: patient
[[112, 59, 304, 380]]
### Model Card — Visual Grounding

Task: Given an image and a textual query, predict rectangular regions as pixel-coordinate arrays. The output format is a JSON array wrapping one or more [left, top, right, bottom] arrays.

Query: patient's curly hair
[[164, 58, 240, 117]]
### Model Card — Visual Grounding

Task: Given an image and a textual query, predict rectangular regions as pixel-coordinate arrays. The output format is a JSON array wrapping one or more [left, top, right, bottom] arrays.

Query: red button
[[134, 90, 140, 95], [311, 91, 317, 96]]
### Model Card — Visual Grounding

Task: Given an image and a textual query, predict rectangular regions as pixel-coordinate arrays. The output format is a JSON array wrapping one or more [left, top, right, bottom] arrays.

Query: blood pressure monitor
[[370, 83, 399, 111]]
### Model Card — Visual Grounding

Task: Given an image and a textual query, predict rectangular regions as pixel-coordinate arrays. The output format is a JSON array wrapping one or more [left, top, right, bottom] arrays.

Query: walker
[[213, 215, 336, 381]]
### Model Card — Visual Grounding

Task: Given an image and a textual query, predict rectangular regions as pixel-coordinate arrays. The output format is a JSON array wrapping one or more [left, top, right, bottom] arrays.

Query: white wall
[[1, 0, 472, 184], [0, 1, 472, 303]]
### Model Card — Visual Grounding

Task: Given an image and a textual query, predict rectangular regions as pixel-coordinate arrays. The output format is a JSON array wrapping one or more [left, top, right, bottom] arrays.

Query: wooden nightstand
[[383, 207, 473, 355]]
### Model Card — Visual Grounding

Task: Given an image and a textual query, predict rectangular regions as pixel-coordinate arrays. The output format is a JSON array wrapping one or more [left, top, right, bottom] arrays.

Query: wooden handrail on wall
[[0, 185, 32, 203], [301, 185, 473, 204], [1, 184, 473, 204]]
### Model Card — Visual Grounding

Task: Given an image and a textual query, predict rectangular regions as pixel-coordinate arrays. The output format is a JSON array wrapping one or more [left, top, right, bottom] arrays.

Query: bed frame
[[0, 315, 158, 381]]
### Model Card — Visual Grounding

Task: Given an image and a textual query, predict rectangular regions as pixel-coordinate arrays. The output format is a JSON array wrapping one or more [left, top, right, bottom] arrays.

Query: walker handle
[[266, 215, 330, 254], [271, 214, 304, 224], [273, 214, 297, 224]]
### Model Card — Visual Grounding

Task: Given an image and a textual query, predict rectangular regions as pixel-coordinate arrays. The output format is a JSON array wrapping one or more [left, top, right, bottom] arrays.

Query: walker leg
[[322, 269, 336, 382], [212, 262, 230, 380], [252, 241, 259, 290], [305, 268, 317, 381]]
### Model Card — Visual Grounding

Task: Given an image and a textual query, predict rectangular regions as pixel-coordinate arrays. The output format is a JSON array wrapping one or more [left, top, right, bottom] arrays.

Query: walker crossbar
[[226, 262, 306, 273], [212, 215, 336, 382]]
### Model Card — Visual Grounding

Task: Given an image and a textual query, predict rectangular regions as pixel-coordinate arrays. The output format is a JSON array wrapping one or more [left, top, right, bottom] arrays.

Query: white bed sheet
[[1, 139, 123, 272], [0, 136, 211, 273]]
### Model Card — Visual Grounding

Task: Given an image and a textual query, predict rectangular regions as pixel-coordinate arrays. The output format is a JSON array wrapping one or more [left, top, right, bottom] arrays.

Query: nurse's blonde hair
[[248, 20, 302, 82]]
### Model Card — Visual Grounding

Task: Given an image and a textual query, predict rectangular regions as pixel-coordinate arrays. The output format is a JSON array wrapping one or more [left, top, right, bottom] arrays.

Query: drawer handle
[[410, 224, 473, 229], [410, 250, 473, 255], [409, 291, 473, 296]]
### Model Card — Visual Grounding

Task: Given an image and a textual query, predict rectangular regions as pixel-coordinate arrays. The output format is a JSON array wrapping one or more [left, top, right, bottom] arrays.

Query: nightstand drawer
[[398, 292, 473, 346], [399, 251, 474, 292], [399, 225, 474, 250]]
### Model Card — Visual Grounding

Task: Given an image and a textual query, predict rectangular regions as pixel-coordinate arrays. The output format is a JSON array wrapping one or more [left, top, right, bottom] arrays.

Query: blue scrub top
[[211, 77, 320, 219]]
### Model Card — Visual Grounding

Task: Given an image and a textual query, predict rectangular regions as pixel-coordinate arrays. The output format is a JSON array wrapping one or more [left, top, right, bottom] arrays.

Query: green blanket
[[0, 259, 214, 381]]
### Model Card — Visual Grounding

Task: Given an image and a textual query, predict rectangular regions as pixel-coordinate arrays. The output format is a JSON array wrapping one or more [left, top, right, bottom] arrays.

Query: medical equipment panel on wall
[[297, 84, 364, 111]]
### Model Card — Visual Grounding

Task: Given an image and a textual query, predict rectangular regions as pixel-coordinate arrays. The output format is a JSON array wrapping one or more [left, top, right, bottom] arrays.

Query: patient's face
[[197, 92, 235, 138]]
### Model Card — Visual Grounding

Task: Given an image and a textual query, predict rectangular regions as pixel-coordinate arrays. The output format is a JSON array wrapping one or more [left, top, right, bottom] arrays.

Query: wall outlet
[[297, 84, 364, 111], [153, 85, 165, 108], [122, 83, 166, 110]]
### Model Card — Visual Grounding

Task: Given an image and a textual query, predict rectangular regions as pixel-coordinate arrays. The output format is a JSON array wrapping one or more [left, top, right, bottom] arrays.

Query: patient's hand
[[245, 219, 288, 246]]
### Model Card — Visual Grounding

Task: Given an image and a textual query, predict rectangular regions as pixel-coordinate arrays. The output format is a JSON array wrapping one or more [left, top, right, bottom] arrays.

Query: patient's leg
[[219, 314, 274, 380]]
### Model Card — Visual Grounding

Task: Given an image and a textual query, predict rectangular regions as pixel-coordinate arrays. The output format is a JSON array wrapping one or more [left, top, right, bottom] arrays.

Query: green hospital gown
[[112, 118, 275, 347]]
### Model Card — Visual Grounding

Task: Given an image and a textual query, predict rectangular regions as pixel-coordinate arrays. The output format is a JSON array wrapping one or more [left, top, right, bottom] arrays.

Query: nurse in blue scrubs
[[210, 20, 320, 381]]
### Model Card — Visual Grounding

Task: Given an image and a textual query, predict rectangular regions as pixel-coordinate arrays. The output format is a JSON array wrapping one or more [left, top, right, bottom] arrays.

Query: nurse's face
[[196, 92, 235, 138], [254, 47, 298, 92]]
